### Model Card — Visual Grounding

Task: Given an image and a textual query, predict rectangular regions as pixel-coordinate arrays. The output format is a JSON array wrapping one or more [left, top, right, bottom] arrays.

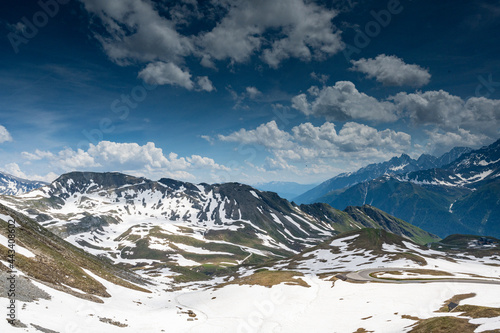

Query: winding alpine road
[[346, 267, 500, 285]]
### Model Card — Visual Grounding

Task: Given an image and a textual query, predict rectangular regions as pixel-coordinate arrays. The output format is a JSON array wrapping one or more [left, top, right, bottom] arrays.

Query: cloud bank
[[80, 0, 345, 90]]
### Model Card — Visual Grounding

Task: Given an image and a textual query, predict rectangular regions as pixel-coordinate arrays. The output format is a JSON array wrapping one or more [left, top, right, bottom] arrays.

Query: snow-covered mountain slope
[[0, 172, 46, 195], [2, 218, 499, 333], [267, 229, 500, 279], [2, 172, 327, 269], [0, 204, 149, 302], [300, 203, 438, 245], [294, 146, 472, 204], [400, 139, 500, 188], [0, 172, 438, 277], [317, 139, 500, 238], [436, 146, 474, 167]]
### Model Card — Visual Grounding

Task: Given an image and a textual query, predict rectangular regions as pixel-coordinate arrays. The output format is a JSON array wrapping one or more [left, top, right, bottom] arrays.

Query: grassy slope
[[452, 180, 500, 237], [430, 234, 500, 257], [299, 203, 363, 233], [300, 203, 440, 245], [320, 178, 472, 238], [272, 228, 430, 271], [0, 203, 150, 299], [345, 205, 440, 245]]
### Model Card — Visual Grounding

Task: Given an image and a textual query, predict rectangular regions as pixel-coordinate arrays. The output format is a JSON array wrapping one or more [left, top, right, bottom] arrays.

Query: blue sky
[[0, 0, 499, 184]]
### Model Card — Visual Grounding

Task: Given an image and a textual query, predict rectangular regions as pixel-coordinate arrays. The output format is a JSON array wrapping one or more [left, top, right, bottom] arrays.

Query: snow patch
[[249, 190, 259, 199]]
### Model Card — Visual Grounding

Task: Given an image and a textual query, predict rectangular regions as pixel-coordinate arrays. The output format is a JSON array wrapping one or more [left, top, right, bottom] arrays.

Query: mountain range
[[0, 171, 438, 281], [294, 146, 472, 204], [0, 172, 47, 196], [0, 162, 499, 332], [300, 139, 500, 238], [2, 139, 499, 242]]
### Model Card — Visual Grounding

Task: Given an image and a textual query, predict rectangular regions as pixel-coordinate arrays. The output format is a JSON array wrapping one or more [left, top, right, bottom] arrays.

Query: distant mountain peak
[[436, 146, 473, 168], [417, 153, 436, 163], [398, 153, 412, 160], [56, 171, 145, 184], [48, 171, 149, 197], [489, 137, 500, 147], [0, 171, 47, 195]]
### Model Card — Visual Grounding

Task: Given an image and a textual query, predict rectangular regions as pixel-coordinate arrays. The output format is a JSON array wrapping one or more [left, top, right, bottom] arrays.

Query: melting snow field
[[0, 180, 337, 269], [2, 186, 500, 331], [2, 231, 500, 332], [2, 272, 500, 333]]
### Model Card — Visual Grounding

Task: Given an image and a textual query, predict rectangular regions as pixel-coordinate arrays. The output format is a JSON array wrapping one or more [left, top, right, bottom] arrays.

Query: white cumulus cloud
[[291, 83, 500, 150], [217, 120, 412, 173], [291, 81, 398, 122], [425, 129, 490, 156], [80, 0, 345, 90], [245, 87, 262, 99], [80, 0, 193, 65], [21, 141, 230, 182], [0, 125, 12, 143], [350, 54, 431, 87], [196, 76, 215, 92], [218, 121, 293, 150], [391, 91, 500, 137], [2, 163, 58, 183], [291, 121, 411, 156], [138, 62, 194, 89], [198, 0, 343, 68]]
